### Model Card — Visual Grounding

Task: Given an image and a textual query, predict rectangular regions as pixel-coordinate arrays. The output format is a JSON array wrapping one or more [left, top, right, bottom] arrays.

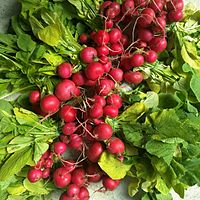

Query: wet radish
[[57, 62, 72, 79]]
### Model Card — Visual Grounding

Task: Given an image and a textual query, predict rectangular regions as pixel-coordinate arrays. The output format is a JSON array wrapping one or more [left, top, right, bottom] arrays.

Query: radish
[[130, 53, 144, 67], [149, 37, 167, 53], [44, 158, 53, 168], [32, 104, 46, 116], [109, 28, 122, 44], [27, 168, 42, 183], [168, 10, 183, 22], [93, 123, 113, 141], [103, 105, 119, 118], [78, 186, 89, 199], [62, 122, 77, 135], [122, 0, 135, 16], [104, 19, 114, 29], [167, 0, 184, 11], [135, 40, 147, 49], [63, 160, 76, 172], [85, 79, 97, 86], [86, 164, 102, 182], [153, 17, 166, 33], [69, 134, 83, 150], [110, 2, 121, 16], [107, 94, 123, 108], [138, 8, 155, 27], [102, 176, 120, 190], [85, 62, 104, 80], [34, 159, 44, 169], [144, 50, 158, 63], [89, 103, 103, 119], [121, 34, 129, 47], [99, 55, 109, 64], [87, 142, 104, 162], [134, 0, 147, 7], [109, 68, 124, 82], [40, 94, 60, 114], [60, 105, 77, 122], [53, 167, 71, 188], [105, 8, 117, 19], [80, 47, 97, 64], [72, 71, 86, 86], [107, 137, 125, 154], [102, 61, 112, 73], [96, 79, 113, 96], [42, 168, 51, 179], [71, 168, 87, 186], [93, 95, 106, 107], [57, 62, 72, 79], [60, 192, 74, 200], [94, 30, 110, 46], [137, 28, 153, 42], [55, 79, 76, 101], [96, 46, 109, 56], [79, 33, 88, 44], [53, 141, 67, 155], [29, 90, 40, 104], [149, 0, 164, 13], [59, 134, 70, 144], [67, 184, 80, 197], [109, 43, 123, 56], [124, 71, 143, 84]]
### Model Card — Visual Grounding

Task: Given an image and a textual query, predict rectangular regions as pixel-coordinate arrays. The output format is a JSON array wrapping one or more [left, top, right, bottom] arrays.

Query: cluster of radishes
[[27, 0, 184, 199]]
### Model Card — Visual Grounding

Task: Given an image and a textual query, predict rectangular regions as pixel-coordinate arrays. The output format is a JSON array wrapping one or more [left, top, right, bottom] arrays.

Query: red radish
[[104, 19, 114, 29], [93, 95, 106, 107], [27, 168, 42, 183], [110, 2, 121, 15], [130, 54, 144, 67], [102, 61, 112, 73], [93, 123, 113, 141], [153, 17, 166, 32], [85, 62, 104, 80], [105, 8, 117, 19], [138, 8, 155, 27], [167, 0, 184, 11], [109, 68, 124, 82], [122, 0, 135, 16], [60, 134, 70, 144], [121, 34, 129, 47], [99, 55, 109, 64], [71, 168, 86, 186], [34, 159, 44, 169], [53, 167, 71, 188], [60, 105, 77, 122], [85, 79, 97, 86], [41, 150, 50, 159], [72, 71, 86, 86], [40, 94, 60, 114], [107, 94, 123, 108], [135, 40, 147, 49], [107, 137, 125, 154], [87, 142, 104, 162], [103, 105, 119, 118], [57, 62, 72, 79], [55, 79, 76, 101], [89, 103, 103, 119], [62, 122, 77, 135], [78, 186, 89, 199], [69, 134, 83, 150], [94, 30, 110, 46], [168, 10, 183, 22], [32, 104, 46, 116], [137, 28, 153, 42], [86, 164, 102, 182], [73, 87, 80, 97], [80, 47, 97, 64], [149, 0, 163, 13], [96, 46, 109, 56], [144, 50, 158, 63], [67, 184, 80, 197], [96, 79, 113, 96], [120, 55, 131, 71], [54, 142, 67, 155], [79, 33, 88, 44], [100, 1, 112, 11], [124, 71, 143, 84], [149, 37, 167, 53], [102, 176, 120, 190], [109, 28, 122, 44], [29, 90, 40, 104], [109, 43, 123, 56], [134, 0, 146, 7], [90, 31, 96, 41], [44, 158, 53, 168], [60, 192, 74, 200], [42, 168, 51, 179]]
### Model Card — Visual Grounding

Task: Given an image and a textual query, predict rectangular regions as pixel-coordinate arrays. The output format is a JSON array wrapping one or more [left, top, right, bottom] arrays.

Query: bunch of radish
[[27, 0, 184, 199]]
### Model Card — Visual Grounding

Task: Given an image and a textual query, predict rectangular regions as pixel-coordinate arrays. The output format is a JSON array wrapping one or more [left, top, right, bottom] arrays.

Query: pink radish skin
[[109, 28, 122, 44], [78, 187, 89, 199], [130, 54, 144, 67], [62, 122, 77, 135], [109, 68, 124, 82], [57, 62, 72, 79], [107, 137, 125, 154], [94, 30, 110, 46], [85, 62, 104, 80], [144, 50, 158, 63], [93, 123, 113, 141], [93, 95, 106, 107], [54, 142, 67, 155], [87, 142, 104, 163], [71, 168, 87, 186], [102, 176, 121, 190], [96, 46, 109, 56], [86, 164, 102, 183], [80, 47, 97, 64], [27, 169, 42, 183], [67, 184, 80, 197], [60, 105, 77, 122], [149, 37, 167, 53], [89, 103, 104, 119], [72, 71, 86, 86], [29, 90, 40, 104], [103, 105, 119, 118], [107, 94, 123, 108], [124, 71, 143, 84]]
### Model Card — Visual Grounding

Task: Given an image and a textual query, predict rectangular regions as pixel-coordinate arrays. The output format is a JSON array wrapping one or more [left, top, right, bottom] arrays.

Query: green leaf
[[0, 147, 32, 181], [173, 183, 186, 198], [98, 151, 132, 180], [7, 182, 26, 195], [43, 51, 64, 66], [23, 178, 49, 195], [155, 176, 171, 195], [13, 107, 39, 125], [17, 34, 36, 52], [144, 91, 159, 109], [155, 193, 173, 200], [146, 140, 177, 165], [34, 142, 49, 164], [190, 74, 200, 102], [128, 177, 140, 197], [158, 93, 180, 109]]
